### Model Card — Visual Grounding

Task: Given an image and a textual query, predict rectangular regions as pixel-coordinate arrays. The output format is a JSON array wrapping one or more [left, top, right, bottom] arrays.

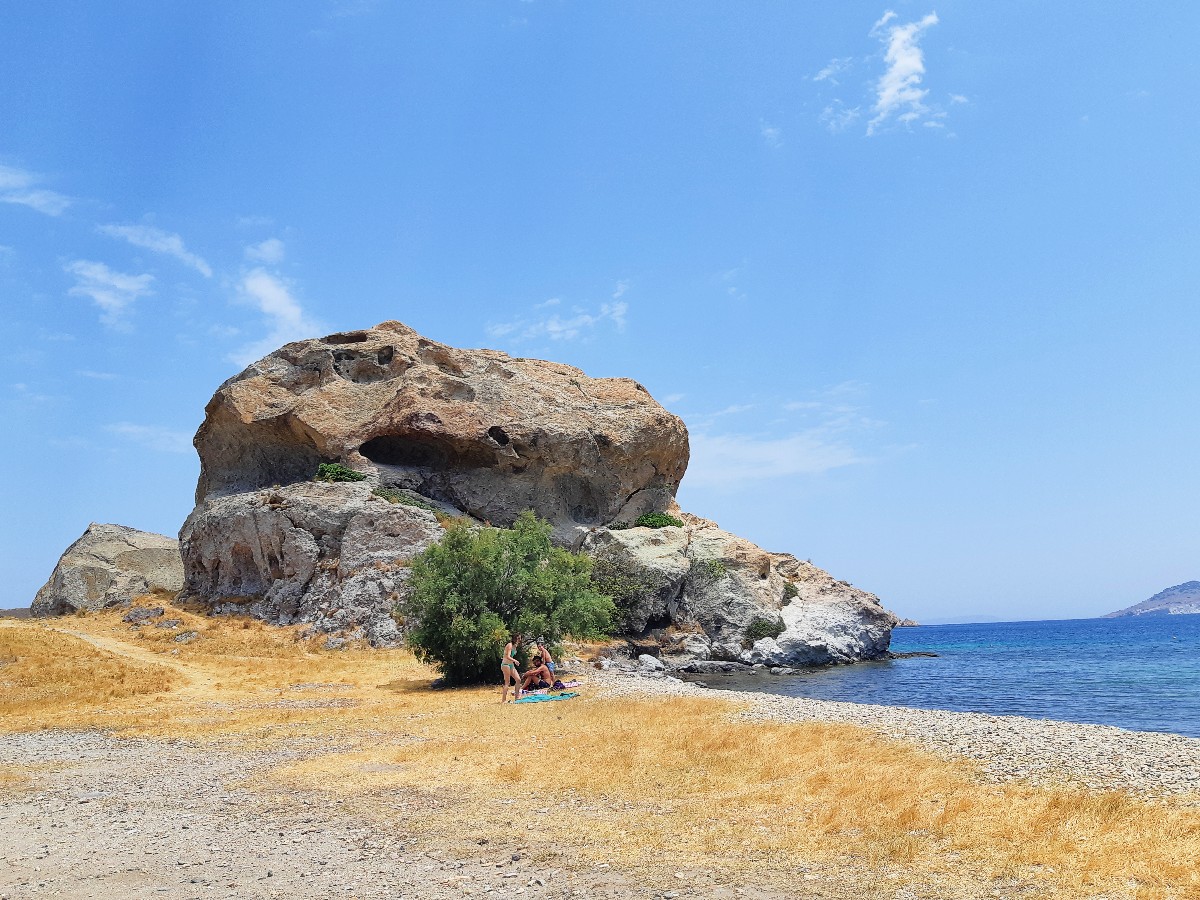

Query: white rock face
[[581, 512, 895, 667], [179, 481, 445, 646], [32, 523, 184, 616]]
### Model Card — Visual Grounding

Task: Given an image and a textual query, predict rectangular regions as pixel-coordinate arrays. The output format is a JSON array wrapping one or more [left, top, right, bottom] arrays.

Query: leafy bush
[[589, 555, 663, 630], [372, 487, 438, 511], [403, 511, 616, 685], [314, 462, 366, 483], [743, 615, 786, 647], [783, 581, 799, 600], [634, 512, 684, 529], [607, 521, 632, 531]]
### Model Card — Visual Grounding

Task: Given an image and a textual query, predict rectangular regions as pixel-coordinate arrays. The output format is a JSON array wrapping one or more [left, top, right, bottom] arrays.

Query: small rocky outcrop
[[582, 514, 893, 666], [179, 321, 896, 663], [32, 523, 184, 616]]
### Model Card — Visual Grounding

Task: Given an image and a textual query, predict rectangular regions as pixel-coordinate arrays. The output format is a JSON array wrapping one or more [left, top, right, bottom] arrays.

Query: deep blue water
[[698, 616, 1200, 738]]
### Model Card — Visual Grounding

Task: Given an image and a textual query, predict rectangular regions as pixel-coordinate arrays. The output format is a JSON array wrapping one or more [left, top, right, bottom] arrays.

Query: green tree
[[403, 511, 616, 685]]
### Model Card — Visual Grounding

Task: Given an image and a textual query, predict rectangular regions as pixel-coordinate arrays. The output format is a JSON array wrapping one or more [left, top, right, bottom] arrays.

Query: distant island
[[1105, 581, 1200, 617]]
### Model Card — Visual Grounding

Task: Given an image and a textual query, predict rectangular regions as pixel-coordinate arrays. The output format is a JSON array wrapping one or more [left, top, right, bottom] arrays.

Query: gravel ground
[[595, 671, 1200, 800], [0, 731, 797, 900]]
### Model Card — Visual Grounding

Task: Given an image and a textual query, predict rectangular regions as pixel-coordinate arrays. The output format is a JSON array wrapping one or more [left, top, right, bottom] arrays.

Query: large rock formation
[[180, 321, 896, 662], [32, 523, 185, 616], [192, 321, 686, 533]]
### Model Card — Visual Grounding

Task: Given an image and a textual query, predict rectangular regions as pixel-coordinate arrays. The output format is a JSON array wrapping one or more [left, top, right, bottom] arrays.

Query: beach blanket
[[514, 692, 578, 704], [522, 680, 584, 697]]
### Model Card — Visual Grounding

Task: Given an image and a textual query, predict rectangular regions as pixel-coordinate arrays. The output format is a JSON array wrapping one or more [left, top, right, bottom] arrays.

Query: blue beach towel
[[514, 691, 578, 704]]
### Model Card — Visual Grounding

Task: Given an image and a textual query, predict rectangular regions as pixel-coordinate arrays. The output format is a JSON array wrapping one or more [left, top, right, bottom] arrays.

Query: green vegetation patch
[[314, 462, 367, 483], [783, 581, 799, 600], [743, 615, 786, 647], [634, 512, 684, 529], [372, 487, 438, 511]]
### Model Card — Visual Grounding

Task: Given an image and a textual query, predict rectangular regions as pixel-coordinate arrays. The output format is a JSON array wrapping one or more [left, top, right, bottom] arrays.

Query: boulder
[[192, 321, 688, 536], [179, 481, 445, 646], [581, 513, 895, 667], [32, 523, 184, 616]]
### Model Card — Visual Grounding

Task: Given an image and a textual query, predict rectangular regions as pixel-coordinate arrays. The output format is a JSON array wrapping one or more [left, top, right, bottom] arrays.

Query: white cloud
[[759, 120, 783, 148], [685, 430, 864, 488], [949, 93, 969, 104], [611, 280, 630, 300], [533, 297, 561, 309], [814, 56, 853, 85], [867, 10, 940, 136], [231, 268, 323, 365], [820, 101, 861, 134], [662, 393, 686, 404], [244, 237, 285, 264], [77, 370, 118, 381], [0, 164, 71, 216], [64, 260, 154, 327], [108, 423, 193, 454], [487, 296, 629, 342], [98, 224, 213, 277]]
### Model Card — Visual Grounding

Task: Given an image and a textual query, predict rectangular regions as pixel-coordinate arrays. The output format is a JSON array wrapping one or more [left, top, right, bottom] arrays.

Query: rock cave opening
[[323, 331, 370, 344], [359, 433, 497, 471]]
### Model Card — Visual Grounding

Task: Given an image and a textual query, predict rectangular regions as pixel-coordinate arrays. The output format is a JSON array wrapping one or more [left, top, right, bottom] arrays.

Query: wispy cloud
[[686, 430, 864, 488], [244, 237, 285, 264], [98, 224, 213, 277], [814, 56, 853, 85], [77, 370, 119, 381], [487, 287, 629, 343], [812, 11, 952, 137], [108, 422, 193, 454], [820, 101, 861, 134], [0, 164, 71, 216], [684, 383, 882, 488], [867, 10, 940, 135], [64, 260, 154, 328], [231, 268, 323, 365], [759, 120, 784, 148]]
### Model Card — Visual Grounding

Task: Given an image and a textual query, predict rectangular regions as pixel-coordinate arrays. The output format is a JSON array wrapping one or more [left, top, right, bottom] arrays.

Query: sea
[[695, 615, 1200, 739]]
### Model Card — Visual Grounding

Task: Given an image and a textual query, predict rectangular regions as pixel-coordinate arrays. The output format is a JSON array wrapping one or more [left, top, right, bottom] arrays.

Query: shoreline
[[591, 670, 1200, 801]]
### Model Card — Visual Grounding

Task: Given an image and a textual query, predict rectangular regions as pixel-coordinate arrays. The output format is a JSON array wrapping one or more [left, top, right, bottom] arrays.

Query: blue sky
[[2, 1, 1197, 622]]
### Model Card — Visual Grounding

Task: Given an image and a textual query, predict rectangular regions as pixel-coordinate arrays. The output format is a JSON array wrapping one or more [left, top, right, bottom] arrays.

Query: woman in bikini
[[500, 634, 524, 703]]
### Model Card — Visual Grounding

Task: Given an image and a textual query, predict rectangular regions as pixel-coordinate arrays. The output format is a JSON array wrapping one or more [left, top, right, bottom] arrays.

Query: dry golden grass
[[4, 602, 1199, 900], [0, 620, 180, 723]]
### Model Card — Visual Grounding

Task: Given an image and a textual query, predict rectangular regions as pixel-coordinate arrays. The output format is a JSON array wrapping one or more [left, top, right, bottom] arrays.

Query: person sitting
[[521, 641, 556, 690]]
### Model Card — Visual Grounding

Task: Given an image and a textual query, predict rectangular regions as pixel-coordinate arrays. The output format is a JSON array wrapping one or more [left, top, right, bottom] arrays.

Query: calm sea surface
[[696, 616, 1200, 738]]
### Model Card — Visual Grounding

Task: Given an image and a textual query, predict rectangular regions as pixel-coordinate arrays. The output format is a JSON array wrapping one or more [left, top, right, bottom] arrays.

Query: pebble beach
[[595, 670, 1200, 801]]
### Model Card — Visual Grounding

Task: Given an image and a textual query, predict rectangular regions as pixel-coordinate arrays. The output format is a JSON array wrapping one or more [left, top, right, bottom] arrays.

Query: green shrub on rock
[[403, 511, 616, 685], [314, 462, 366, 483], [743, 615, 786, 647], [783, 581, 799, 600], [372, 486, 438, 511], [634, 512, 684, 529]]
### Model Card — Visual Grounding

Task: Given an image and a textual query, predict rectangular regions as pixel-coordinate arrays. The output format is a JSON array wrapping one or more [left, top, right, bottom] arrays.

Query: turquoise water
[[699, 616, 1200, 738]]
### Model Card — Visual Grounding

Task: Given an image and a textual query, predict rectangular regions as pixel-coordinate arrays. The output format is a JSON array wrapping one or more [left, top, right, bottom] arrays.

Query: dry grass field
[[2, 601, 1198, 899]]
